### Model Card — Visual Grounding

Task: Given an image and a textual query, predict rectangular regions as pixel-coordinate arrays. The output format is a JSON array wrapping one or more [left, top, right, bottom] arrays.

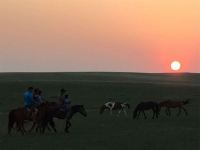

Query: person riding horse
[[33, 88, 43, 108], [58, 88, 71, 114], [23, 87, 41, 118], [24, 87, 34, 111]]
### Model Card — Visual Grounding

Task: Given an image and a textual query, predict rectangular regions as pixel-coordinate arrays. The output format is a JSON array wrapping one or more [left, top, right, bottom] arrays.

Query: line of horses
[[100, 99, 190, 119], [8, 99, 190, 135]]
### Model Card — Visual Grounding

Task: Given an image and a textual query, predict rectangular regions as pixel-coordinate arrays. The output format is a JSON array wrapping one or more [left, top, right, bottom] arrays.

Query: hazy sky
[[0, 0, 199, 72]]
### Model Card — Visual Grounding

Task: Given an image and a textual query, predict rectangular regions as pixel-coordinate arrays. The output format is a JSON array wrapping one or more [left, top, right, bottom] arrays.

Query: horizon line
[[0, 71, 199, 74]]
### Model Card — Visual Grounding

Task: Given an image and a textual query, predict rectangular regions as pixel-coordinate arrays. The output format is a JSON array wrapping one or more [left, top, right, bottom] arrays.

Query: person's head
[[65, 94, 69, 99], [28, 86, 34, 92], [60, 88, 66, 95], [34, 88, 39, 94], [38, 90, 42, 95]]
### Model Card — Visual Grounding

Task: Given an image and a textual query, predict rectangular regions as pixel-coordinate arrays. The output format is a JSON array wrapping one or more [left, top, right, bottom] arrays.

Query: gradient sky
[[0, 0, 199, 72]]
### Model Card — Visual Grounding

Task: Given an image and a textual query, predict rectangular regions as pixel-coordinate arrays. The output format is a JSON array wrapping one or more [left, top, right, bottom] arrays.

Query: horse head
[[71, 105, 87, 117], [99, 105, 107, 114], [78, 105, 87, 117], [124, 103, 131, 109]]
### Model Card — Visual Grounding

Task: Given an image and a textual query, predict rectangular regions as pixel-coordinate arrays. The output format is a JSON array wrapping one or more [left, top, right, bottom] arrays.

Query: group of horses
[[8, 102, 87, 135], [100, 99, 190, 119], [8, 98, 190, 135]]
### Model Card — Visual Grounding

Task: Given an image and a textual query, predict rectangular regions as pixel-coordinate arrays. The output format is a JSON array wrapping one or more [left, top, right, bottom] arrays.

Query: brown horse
[[159, 99, 190, 116], [29, 102, 58, 133], [8, 107, 36, 134]]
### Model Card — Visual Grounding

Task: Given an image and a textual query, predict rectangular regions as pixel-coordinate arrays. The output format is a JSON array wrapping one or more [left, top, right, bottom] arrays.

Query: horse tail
[[8, 110, 15, 134], [133, 105, 139, 119]]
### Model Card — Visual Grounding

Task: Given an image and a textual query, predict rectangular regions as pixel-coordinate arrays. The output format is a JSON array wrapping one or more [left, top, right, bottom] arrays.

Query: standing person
[[24, 87, 34, 111]]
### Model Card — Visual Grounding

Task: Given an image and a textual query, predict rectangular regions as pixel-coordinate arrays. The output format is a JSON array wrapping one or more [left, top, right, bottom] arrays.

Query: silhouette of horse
[[100, 102, 130, 116], [29, 102, 58, 133], [8, 107, 36, 134], [159, 99, 190, 116], [30, 102, 87, 133], [133, 101, 160, 119]]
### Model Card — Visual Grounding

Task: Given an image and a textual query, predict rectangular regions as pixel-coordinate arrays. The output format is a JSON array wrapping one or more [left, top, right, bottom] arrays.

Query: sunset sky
[[0, 0, 199, 72]]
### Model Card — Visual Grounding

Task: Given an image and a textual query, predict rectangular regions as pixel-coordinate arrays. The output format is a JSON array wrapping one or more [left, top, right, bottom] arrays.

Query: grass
[[0, 72, 199, 150]]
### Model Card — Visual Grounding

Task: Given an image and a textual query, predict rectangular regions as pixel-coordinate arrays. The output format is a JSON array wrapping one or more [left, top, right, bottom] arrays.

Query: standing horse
[[133, 101, 160, 119], [99, 102, 130, 116], [159, 99, 190, 116], [8, 107, 36, 134]]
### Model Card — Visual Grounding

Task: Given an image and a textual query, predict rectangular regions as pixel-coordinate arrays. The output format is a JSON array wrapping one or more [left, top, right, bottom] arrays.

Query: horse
[[29, 101, 58, 133], [159, 99, 190, 116], [133, 101, 160, 119], [99, 101, 130, 116], [31, 103, 87, 133], [8, 107, 36, 134]]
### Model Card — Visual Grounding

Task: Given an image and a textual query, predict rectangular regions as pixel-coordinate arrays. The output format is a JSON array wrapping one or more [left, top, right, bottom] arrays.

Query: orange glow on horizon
[[0, 0, 199, 72]]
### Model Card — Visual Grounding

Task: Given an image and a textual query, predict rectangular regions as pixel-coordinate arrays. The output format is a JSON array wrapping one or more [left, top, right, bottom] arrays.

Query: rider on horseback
[[58, 88, 71, 113], [24, 86, 34, 111], [64, 94, 71, 113], [33, 88, 43, 107], [24, 87, 41, 120]]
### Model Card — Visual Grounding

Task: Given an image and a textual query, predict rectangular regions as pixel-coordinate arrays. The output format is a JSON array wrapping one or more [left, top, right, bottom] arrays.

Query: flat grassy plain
[[0, 72, 199, 150]]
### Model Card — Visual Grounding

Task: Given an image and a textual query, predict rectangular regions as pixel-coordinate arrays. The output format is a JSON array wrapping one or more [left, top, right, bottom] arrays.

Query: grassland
[[0, 72, 199, 150]]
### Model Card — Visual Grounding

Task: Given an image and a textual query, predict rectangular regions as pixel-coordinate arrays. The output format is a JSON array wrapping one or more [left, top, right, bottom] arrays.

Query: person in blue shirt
[[24, 87, 34, 110]]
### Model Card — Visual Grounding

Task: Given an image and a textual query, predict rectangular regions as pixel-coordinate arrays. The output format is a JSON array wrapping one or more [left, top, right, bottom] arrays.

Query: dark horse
[[8, 107, 36, 134], [31, 102, 87, 133], [159, 99, 190, 116], [133, 101, 160, 119]]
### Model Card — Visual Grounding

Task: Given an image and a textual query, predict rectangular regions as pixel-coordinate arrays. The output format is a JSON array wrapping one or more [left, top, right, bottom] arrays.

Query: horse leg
[[142, 111, 147, 119], [49, 120, 57, 133], [110, 109, 113, 115], [18, 121, 24, 135], [36, 123, 43, 133], [152, 110, 155, 119], [47, 124, 52, 132], [41, 120, 48, 134], [167, 108, 171, 116], [65, 120, 71, 133], [29, 122, 36, 133], [22, 122, 27, 134], [182, 107, 188, 116], [117, 109, 121, 117], [177, 107, 182, 116], [123, 109, 127, 117], [165, 108, 169, 116], [137, 111, 140, 119]]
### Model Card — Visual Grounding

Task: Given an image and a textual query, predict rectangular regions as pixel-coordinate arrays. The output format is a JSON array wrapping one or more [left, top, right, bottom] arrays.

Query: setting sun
[[171, 61, 181, 71]]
